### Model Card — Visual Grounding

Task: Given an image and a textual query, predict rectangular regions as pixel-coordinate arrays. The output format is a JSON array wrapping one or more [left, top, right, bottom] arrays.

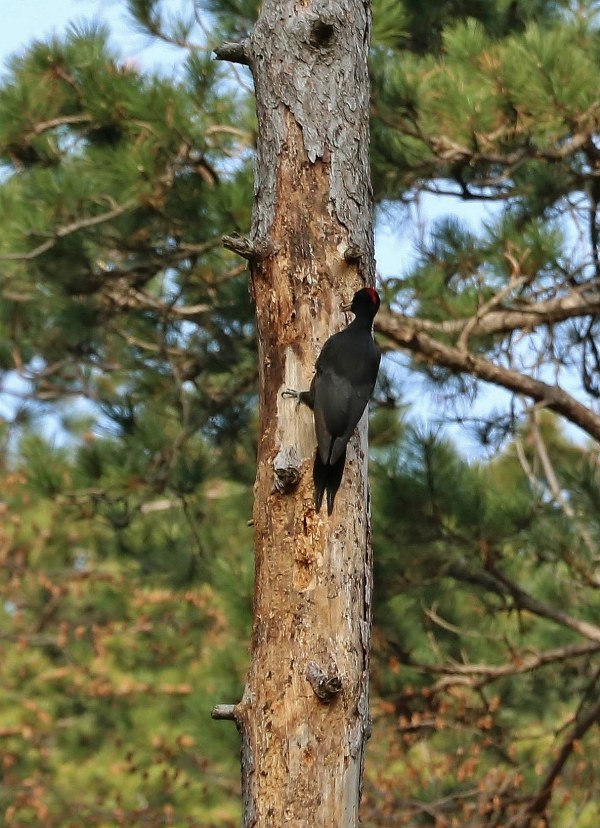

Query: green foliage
[[367, 422, 600, 824], [2, 1, 600, 826], [371, 12, 600, 203], [0, 447, 252, 827], [366, 2, 600, 818], [0, 15, 256, 826], [0, 23, 257, 498], [372, 0, 408, 48]]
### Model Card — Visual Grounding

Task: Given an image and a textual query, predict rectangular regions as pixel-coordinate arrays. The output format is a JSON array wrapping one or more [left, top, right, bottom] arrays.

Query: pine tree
[[0, 15, 256, 828], [3, 1, 600, 826], [364, 417, 600, 826], [208, 0, 376, 820], [371, 4, 600, 446], [0, 22, 256, 490], [365, 2, 600, 823]]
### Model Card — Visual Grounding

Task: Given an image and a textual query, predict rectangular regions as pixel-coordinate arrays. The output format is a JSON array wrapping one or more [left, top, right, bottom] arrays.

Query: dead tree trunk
[[215, 0, 374, 823]]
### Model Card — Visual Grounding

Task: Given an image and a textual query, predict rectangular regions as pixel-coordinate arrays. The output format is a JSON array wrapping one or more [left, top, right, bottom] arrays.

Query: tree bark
[[216, 0, 374, 824]]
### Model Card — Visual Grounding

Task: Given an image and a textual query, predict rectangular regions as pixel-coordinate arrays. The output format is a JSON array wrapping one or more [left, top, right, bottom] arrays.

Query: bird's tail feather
[[313, 449, 346, 515]]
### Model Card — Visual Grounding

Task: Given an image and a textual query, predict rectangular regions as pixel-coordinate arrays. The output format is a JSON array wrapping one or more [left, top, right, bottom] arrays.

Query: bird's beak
[[341, 300, 352, 312]]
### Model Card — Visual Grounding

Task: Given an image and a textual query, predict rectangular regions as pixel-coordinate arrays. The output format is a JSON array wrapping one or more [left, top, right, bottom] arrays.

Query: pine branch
[[456, 271, 528, 352], [373, 104, 593, 193], [26, 113, 93, 138], [506, 695, 600, 828], [113, 328, 190, 359], [378, 318, 600, 443], [486, 564, 600, 644], [406, 641, 600, 690], [0, 198, 138, 261], [376, 288, 600, 341], [530, 409, 600, 561], [103, 284, 209, 318]]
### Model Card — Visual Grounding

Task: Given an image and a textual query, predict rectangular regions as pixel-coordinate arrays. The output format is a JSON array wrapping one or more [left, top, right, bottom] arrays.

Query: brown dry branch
[[377, 317, 600, 442], [406, 641, 600, 691], [486, 564, 600, 644], [506, 695, 600, 828], [376, 287, 600, 344]]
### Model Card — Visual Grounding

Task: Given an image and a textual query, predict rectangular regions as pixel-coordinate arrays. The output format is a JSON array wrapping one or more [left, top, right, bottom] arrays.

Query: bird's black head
[[344, 287, 381, 319]]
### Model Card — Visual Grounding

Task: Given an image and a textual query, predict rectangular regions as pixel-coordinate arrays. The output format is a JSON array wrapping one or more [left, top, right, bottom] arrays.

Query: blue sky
[[0, 0, 504, 452], [0, 0, 490, 278], [0, 0, 188, 75], [1, 1, 124, 61]]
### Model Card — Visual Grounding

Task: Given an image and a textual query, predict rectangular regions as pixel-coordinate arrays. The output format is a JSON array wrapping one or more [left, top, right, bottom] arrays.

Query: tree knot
[[273, 446, 302, 493], [222, 232, 275, 261], [344, 244, 364, 263], [306, 661, 342, 703]]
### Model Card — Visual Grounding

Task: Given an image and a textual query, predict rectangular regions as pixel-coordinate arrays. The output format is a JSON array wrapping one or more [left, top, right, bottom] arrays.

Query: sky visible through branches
[[3, 0, 586, 458]]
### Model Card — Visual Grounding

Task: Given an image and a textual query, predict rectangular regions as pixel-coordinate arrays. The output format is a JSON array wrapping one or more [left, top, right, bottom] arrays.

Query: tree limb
[[376, 288, 600, 342], [530, 409, 599, 561], [377, 320, 600, 443], [0, 198, 139, 261], [506, 695, 600, 827], [213, 41, 251, 66], [406, 641, 600, 690], [487, 564, 600, 644]]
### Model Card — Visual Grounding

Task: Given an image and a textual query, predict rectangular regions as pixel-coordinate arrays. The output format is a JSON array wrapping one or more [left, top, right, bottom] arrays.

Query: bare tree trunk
[[216, 0, 374, 824]]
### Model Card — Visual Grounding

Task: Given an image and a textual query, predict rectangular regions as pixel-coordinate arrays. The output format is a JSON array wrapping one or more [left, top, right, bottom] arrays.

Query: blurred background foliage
[[1, 1, 600, 826]]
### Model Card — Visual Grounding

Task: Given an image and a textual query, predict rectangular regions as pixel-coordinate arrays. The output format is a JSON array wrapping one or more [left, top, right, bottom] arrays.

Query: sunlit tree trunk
[[215, 0, 374, 823]]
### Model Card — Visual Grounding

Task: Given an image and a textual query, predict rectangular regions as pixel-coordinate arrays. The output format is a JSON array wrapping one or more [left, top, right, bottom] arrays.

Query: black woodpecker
[[286, 287, 381, 514]]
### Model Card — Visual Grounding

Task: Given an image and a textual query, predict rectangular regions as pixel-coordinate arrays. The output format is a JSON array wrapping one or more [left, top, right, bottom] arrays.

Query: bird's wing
[[313, 369, 370, 465], [329, 383, 371, 465], [312, 332, 381, 466], [312, 370, 338, 465]]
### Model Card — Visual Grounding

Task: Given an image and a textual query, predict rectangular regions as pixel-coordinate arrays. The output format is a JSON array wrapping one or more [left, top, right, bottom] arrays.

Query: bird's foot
[[282, 388, 313, 409]]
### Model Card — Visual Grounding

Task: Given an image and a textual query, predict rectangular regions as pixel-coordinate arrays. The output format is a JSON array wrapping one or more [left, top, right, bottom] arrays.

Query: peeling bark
[[248, 0, 373, 265], [216, 0, 374, 823]]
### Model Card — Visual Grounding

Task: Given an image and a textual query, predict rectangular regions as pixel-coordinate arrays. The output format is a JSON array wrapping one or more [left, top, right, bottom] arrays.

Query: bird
[[284, 287, 381, 515]]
